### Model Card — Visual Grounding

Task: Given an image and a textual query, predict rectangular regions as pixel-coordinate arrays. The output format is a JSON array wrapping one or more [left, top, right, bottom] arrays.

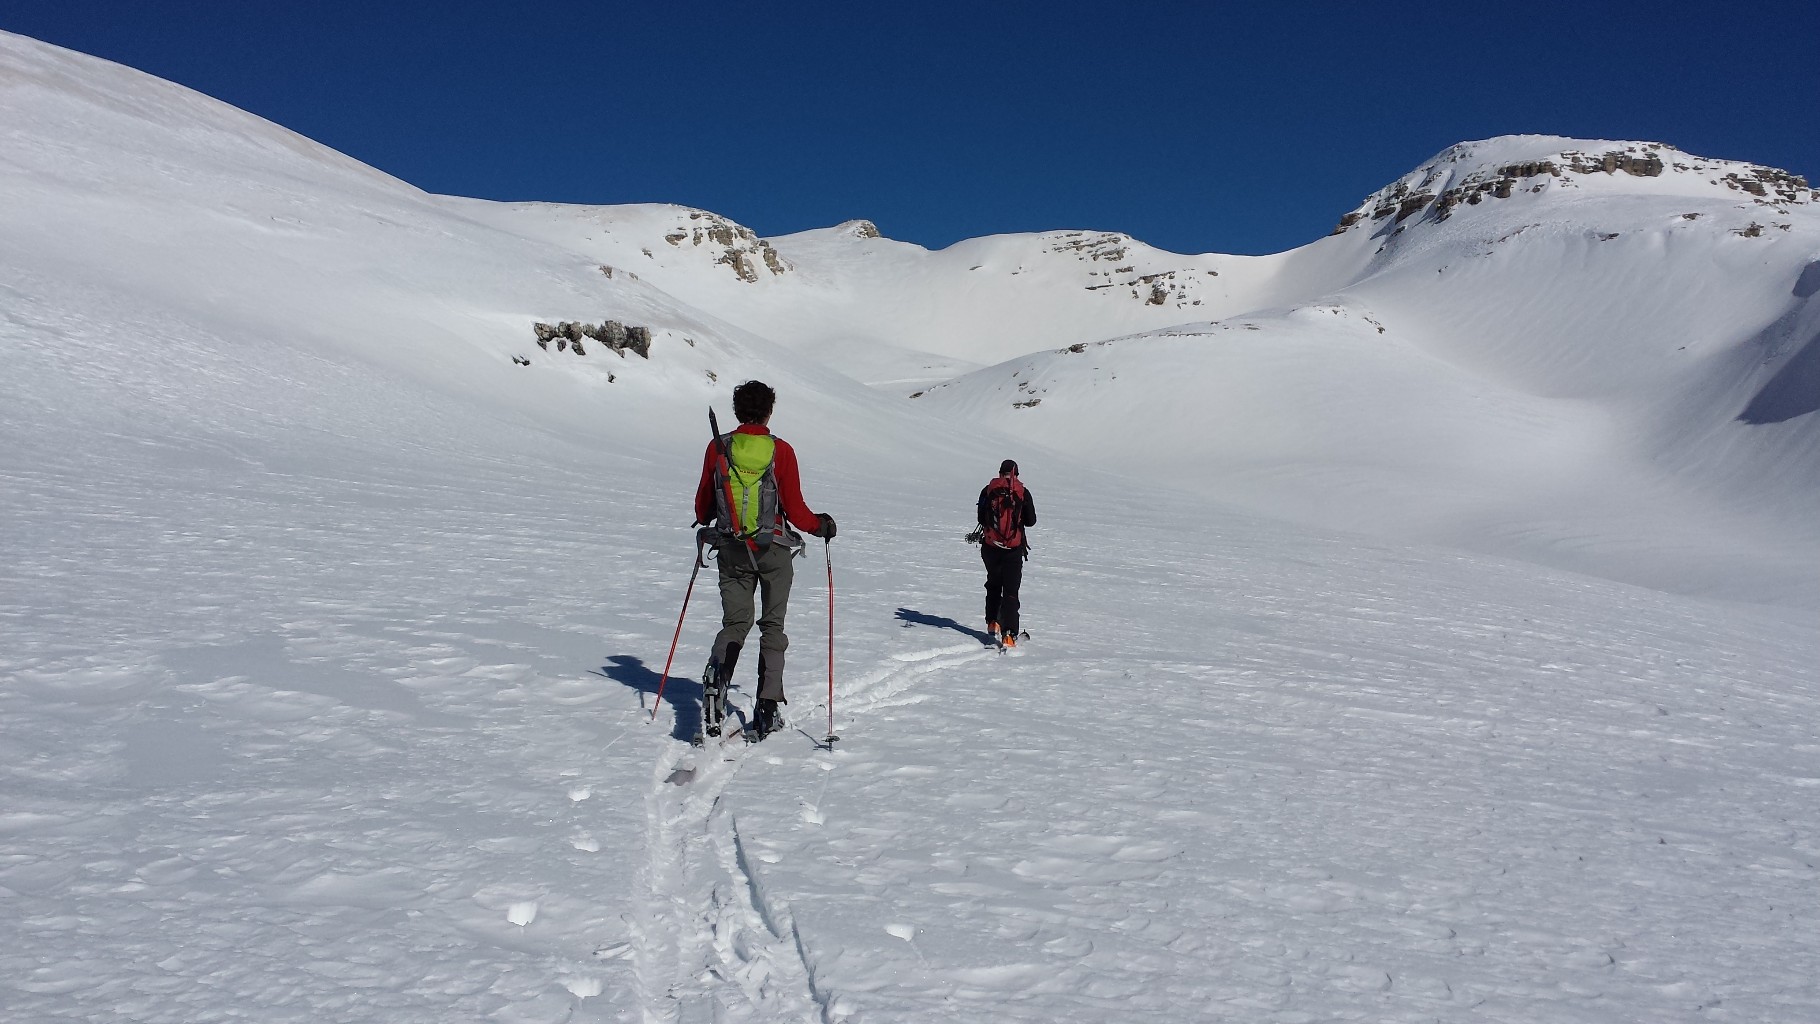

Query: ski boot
[[749, 698, 780, 741], [696, 643, 740, 743], [747, 652, 781, 741]]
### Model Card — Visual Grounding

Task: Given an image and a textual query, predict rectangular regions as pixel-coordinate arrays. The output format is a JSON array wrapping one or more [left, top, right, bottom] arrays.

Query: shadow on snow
[[894, 607, 993, 645], [597, 654, 703, 743]]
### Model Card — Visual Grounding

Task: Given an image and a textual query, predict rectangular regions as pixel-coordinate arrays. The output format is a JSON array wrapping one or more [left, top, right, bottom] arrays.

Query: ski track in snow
[[632, 728, 831, 1023], [627, 619, 993, 1022]]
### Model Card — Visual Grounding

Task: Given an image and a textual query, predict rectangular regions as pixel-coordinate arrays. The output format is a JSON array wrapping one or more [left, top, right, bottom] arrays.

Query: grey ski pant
[[713, 540, 796, 702]]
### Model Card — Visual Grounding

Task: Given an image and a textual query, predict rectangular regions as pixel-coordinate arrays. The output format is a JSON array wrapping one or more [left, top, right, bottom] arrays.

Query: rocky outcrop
[[663, 211, 791, 283], [1052, 232, 1217, 309], [1564, 151, 1663, 177], [1331, 211, 1365, 234], [1051, 232, 1131, 264], [1718, 167, 1811, 202], [532, 320, 653, 358]]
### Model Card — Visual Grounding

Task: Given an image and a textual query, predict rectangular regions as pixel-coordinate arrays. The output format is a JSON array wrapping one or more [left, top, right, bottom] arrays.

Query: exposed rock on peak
[[1048, 231, 1133, 263], [661, 209, 791, 282], [1044, 231, 1218, 310], [1331, 137, 1816, 235]]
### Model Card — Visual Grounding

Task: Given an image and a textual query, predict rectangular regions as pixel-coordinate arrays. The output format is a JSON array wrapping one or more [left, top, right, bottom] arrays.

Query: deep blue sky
[[7, 2, 1816, 255]]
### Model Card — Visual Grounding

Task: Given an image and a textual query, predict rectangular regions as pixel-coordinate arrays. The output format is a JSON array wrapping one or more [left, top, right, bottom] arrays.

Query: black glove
[[815, 513, 837, 540]]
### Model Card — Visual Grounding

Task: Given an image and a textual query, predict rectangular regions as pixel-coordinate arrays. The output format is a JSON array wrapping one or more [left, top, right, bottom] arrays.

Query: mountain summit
[[1335, 135, 1814, 238]]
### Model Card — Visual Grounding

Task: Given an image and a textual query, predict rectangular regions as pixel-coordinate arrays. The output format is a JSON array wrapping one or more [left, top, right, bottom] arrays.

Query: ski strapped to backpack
[[981, 476, 1029, 552], [708, 407, 803, 558]]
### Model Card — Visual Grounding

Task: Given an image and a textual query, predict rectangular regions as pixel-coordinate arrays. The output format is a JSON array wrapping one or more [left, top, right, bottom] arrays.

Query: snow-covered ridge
[[1333, 135, 1816, 236], [0, 28, 410, 199], [4, 24, 1818, 609], [908, 135, 1820, 605]]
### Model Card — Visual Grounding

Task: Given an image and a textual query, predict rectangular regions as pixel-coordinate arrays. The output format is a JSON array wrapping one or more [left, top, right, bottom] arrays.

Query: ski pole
[[825, 537, 838, 746], [650, 537, 708, 723]]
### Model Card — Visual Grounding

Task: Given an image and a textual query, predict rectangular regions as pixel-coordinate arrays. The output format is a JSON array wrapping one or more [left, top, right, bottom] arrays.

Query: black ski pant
[[981, 544, 1025, 637], [713, 540, 795, 702]]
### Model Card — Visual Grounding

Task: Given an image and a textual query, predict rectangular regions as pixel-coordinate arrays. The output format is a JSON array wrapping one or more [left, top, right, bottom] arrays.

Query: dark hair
[[732, 380, 776, 424], [999, 459, 1018, 476]]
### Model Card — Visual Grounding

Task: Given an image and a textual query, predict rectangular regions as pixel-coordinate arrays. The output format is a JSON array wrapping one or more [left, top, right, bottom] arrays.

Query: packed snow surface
[[3, 29, 1818, 1024]]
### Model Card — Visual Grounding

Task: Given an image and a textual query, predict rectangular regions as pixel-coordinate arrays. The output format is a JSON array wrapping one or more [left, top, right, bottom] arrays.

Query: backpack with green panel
[[710, 425, 802, 553]]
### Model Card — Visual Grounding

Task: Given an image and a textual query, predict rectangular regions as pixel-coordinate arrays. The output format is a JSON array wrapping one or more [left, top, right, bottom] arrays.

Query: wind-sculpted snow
[[2, 28, 1819, 1023]]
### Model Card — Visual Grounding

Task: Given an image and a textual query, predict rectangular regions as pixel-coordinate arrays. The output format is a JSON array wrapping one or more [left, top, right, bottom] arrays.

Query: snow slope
[[909, 138, 1820, 606], [465, 201, 1379, 388], [3, 29, 1817, 1024], [452, 134, 1820, 607]]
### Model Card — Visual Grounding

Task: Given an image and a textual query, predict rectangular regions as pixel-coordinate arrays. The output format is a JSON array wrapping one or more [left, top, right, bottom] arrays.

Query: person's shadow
[[597, 654, 703, 742], [894, 607, 993, 645]]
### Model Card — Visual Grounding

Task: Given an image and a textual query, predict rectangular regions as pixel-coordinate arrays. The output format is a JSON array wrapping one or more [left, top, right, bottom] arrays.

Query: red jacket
[[695, 423, 822, 533]]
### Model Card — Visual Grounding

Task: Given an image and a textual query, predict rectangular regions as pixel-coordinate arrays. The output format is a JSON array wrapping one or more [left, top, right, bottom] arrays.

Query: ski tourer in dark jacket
[[977, 459, 1035, 646]]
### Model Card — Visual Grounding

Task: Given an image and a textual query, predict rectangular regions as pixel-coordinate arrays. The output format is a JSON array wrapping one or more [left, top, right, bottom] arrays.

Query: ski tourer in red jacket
[[692, 381, 834, 740]]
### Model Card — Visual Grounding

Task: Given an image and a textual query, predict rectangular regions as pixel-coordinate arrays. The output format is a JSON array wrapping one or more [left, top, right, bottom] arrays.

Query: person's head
[[999, 459, 1018, 478], [733, 380, 776, 424]]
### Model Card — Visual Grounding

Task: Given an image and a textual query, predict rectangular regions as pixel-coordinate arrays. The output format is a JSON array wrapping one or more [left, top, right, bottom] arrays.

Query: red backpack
[[982, 477, 1027, 549]]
